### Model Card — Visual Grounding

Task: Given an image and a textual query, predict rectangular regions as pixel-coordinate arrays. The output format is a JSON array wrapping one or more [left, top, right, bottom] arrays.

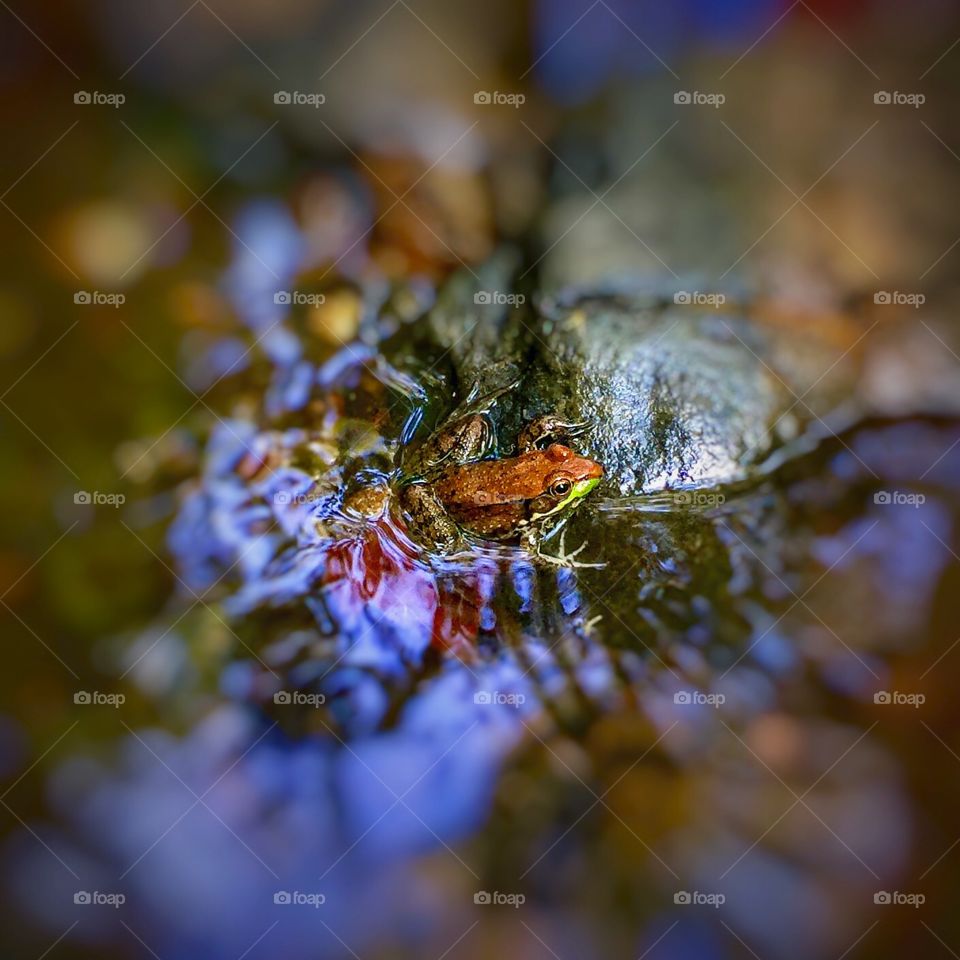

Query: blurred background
[[2, 0, 960, 957]]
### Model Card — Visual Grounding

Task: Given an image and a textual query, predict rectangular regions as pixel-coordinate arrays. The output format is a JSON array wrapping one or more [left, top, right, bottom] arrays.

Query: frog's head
[[527, 443, 603, 522]]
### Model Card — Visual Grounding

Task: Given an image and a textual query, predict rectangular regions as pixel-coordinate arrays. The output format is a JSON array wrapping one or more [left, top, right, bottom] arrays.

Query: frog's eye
[[549, 477, 573, 498]]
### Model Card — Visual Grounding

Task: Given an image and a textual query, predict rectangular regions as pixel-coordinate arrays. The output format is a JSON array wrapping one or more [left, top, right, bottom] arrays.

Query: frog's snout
[[570, 455, 604, 483]]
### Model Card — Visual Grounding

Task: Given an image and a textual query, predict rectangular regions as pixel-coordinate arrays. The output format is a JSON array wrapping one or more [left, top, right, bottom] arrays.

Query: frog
[[396, 411, 604, 551]]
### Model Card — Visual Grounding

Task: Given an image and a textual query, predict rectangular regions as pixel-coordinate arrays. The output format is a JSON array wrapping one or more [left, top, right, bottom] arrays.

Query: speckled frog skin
[[397, 408, 603, 549]]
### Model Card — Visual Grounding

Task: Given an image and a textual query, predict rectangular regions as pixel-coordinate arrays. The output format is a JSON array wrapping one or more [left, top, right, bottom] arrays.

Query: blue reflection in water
[[5, 688, 531, 958]]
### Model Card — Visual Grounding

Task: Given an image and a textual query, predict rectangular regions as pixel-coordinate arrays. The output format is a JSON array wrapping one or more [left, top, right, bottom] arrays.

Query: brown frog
[[397, 413, 604, 550]]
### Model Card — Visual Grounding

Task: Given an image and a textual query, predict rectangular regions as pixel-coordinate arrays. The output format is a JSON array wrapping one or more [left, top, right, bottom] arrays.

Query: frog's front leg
[[421, 414, 495, 469], [535, 527, 606, 569], [518, 415, 587, 453], [397, 482, 460, 551]]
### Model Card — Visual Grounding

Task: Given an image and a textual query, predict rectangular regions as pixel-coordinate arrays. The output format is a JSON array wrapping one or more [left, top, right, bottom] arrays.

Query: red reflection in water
[[321, 518, 488, 662]]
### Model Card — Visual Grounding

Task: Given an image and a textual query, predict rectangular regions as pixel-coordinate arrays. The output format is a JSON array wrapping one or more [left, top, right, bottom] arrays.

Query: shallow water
[[6, 283, 959, 958]]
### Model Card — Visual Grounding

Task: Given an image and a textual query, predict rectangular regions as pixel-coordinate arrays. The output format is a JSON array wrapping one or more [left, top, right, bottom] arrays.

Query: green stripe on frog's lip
[[559, 476, 600, 513], [531, 476, 601, 521], [572, 476, 600, 499]]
